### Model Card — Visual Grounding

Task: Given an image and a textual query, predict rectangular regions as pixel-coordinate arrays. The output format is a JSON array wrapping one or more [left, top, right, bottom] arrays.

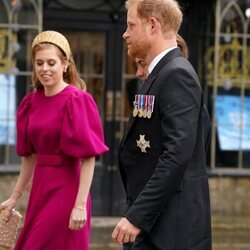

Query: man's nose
[[123, 29, 129, 39]]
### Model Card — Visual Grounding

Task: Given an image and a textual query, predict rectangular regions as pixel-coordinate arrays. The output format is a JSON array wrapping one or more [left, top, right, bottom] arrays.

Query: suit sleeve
[[125, 66, 203, 233]]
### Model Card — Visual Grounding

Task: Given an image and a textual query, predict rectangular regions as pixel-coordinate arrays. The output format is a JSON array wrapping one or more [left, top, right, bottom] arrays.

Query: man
[[112, 0, 212, 249]]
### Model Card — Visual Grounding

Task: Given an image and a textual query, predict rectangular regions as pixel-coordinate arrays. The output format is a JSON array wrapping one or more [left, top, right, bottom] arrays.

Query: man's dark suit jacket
[[118, 48, 212, 250]]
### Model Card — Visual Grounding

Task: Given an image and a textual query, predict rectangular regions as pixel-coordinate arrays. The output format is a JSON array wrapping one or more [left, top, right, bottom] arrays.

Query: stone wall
[[210, 177, 250, 215], [1, 175, 250, 215]]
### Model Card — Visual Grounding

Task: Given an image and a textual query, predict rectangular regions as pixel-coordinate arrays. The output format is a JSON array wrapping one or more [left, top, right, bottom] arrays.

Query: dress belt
[[37, 154, 77, 166]]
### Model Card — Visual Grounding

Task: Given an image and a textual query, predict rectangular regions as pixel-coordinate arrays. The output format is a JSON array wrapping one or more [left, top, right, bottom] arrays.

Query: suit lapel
[[150, 47, 182, 76], [138, 47, 183, 95], [121, 48, 183, 145], [139, 74, 157, 95]]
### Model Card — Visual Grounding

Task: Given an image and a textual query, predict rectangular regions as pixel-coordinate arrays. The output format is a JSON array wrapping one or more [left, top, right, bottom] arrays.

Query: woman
[[0, 30, 109, 250]]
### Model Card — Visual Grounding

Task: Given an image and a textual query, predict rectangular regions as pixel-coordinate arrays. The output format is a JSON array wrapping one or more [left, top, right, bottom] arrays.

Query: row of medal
[[132, 94, 155, 119]]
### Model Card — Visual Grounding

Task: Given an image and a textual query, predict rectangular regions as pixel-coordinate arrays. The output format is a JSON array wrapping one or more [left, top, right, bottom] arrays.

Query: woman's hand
[[0, 197, 18, 222], [68, 206, 87, 231]]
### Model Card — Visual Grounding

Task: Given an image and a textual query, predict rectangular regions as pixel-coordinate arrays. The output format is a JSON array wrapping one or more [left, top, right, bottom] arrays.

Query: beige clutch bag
[[0, 209, 22, 249]]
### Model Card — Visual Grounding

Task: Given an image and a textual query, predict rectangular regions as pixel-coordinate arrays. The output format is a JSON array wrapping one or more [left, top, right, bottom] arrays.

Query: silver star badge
[[136, 134, 150, 153]]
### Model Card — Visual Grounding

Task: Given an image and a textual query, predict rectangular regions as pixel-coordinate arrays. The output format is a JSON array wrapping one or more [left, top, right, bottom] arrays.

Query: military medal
[[138, 95, 143, 118], [147, 95, 155, 119], [135, 95, 155, 119], [136, 134, 150, 153], [133, 106, 138, 117], [143, 95, 148, 118], [133, 95, 139, 117], [147, 110, 152, 119]]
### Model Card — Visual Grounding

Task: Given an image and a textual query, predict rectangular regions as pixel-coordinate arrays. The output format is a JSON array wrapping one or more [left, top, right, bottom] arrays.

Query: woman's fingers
[[0, 208, 12, 222], [68, 207, 87, 230]]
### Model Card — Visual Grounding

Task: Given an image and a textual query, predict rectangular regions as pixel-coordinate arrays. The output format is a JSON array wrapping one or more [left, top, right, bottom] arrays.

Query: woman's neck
[[44, 82, 68, 97]]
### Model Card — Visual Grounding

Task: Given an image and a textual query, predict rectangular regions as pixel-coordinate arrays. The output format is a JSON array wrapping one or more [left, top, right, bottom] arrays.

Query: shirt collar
[[148, 46, 177, 75]]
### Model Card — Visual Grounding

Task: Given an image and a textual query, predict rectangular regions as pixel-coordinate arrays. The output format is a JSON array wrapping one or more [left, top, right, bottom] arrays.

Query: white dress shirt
[[148, 46, 177, 75]]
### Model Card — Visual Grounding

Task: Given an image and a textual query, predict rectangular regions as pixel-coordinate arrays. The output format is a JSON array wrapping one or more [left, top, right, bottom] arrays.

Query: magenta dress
[[14, 85, 109, 250]]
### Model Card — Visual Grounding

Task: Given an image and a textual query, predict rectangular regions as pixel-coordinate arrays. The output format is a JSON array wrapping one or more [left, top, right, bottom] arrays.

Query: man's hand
[[112, 217, 141, 245]]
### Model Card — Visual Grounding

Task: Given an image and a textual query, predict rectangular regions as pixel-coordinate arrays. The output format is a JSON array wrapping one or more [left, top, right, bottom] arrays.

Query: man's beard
[[128, 39, 150, 59]]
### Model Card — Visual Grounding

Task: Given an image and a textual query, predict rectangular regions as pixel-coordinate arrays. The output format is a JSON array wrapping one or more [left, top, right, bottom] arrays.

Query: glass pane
[[242, 94, 250, 168], [63, 31, 106, 119], [243, 151, 250, 168], [16, 75, 32, 105], [221, 5, 244, 34], [0, 144, 21, 164], [221, 0, 248, 19], [0, 0, 8, 23], [214, 94, 238, 167], [247, 38, 250, 78], [0, 29, 33, 74], [221, 0, 231, 10], [215, 95, 249, 150], [0, 29, 10, 73], [0, 74, 17, 164], [15, 29, 37, 72], [11, 0, 39, 25], [0, 75, 16, 145], [214, 91, 250, 167], [0, 74, 31, 165], [84, 76, 104, 116], [217, 37, 244, 82]]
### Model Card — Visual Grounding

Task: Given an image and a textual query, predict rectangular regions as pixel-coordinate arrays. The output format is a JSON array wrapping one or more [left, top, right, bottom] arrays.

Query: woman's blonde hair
[[31, 31, 86, 91], [126, 0, 183, 34]]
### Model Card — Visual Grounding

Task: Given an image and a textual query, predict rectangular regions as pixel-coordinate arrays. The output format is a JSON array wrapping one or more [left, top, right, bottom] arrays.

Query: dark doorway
[[44, 8, 127, 216]]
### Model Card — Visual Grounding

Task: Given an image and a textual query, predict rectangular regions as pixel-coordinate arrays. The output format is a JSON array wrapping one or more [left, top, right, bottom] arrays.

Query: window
[[0, 0, 42, 170], [205, 0, 250, 169]]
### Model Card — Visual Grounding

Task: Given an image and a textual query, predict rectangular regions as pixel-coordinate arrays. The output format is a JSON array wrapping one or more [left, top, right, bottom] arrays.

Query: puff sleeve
[[16, 92, 35, 156], [60, 91, 109, 158]]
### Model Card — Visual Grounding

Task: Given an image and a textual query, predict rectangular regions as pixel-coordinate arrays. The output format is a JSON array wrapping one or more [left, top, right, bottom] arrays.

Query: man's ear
[[150, 17, 160, 34]]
